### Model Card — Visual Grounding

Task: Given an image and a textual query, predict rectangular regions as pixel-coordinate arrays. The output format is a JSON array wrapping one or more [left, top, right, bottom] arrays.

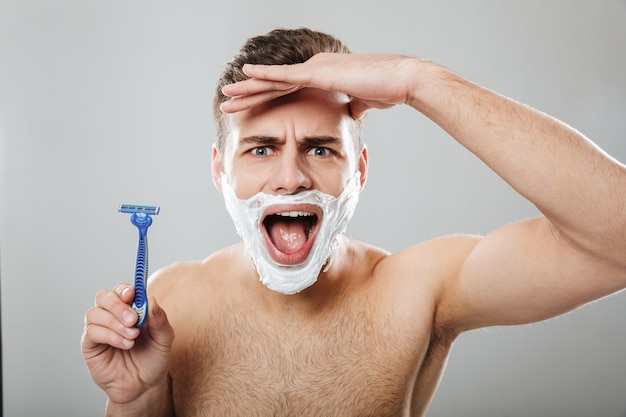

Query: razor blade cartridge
[[118, 204, 160, 216]]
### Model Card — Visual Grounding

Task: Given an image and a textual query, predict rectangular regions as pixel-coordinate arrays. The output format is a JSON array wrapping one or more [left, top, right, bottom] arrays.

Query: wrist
[[404, 59, 462, 114], [105, 375, 173, 417]]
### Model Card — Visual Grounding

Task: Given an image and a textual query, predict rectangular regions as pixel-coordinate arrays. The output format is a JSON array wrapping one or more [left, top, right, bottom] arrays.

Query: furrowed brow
[[238, 136, 283, 146], [300, 136, 342, 147]]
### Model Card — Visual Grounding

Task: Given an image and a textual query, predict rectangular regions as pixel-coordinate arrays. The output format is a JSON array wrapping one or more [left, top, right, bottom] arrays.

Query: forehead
[[224, 88, 354, 151]]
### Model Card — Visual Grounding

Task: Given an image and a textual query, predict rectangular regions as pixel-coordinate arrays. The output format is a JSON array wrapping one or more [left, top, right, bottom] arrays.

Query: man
[[81, 28, 626, 416]]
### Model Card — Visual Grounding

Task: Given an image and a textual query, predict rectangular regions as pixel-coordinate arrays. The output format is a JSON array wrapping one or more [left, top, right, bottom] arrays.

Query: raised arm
[[221, 53, 626, 331], [408, 59, 626, 330]]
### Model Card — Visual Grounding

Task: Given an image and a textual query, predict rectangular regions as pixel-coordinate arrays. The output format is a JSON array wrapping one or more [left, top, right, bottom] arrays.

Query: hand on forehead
[[220, 54, 413, 119]]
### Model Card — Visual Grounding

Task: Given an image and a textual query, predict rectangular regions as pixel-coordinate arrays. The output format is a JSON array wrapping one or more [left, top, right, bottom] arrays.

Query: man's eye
[[308, 147, 330, 157], [251, 147, 270, 156]]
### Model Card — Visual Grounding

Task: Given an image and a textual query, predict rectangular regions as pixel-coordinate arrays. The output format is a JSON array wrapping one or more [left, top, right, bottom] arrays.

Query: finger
[[242, 62, 313, 86], [95, 288, 139, 327], [349, 99, 371, 120], [82, 322, 136, 352], [221, 78, 299, 98], [113, 283, 135, 303], [220, 87, 301, 114], [85, 305, 140, 342], [349, 98, 398, 119], [143, 297, 174, 352]]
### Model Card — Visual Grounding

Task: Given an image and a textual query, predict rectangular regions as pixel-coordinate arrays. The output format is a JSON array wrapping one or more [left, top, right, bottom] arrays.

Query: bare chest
[[169, 302, 429, 417]]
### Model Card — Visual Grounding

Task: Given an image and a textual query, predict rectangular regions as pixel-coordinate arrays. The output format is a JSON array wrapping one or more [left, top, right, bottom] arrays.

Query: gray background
[[1, 1, 625, 416]]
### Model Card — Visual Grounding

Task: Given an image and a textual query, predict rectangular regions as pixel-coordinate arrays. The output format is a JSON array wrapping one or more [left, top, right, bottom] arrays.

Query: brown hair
[[213, 28, 364, 154]]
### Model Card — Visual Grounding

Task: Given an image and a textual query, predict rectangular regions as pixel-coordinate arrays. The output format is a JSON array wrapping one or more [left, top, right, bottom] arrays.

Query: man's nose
[[269, 154, 313, 195]]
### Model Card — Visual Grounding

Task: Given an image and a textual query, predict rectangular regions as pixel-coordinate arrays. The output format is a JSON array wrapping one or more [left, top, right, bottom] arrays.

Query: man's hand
[[81, 284, 174, 408], [220, 53, 426, 119]]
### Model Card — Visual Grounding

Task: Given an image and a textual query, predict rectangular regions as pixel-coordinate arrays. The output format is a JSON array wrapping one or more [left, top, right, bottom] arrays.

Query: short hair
[[213, 27, 364, 156]]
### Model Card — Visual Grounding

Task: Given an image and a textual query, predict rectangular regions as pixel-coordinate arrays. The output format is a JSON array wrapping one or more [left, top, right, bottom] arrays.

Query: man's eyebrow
[[238, 136, 282, 146], [300, 136, 342, 147]]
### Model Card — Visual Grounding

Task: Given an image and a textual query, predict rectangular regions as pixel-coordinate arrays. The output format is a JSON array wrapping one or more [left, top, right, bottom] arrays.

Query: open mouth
[[262, 205, 321, 265]]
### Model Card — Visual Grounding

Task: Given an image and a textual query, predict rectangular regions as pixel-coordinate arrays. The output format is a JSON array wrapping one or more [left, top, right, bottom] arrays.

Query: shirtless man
[[81, 28, 626, 416]]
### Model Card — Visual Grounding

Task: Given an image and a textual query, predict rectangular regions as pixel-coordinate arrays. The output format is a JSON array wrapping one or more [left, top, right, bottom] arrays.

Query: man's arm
[[410, 61, 626, 330], [221, 53, 626, 331]]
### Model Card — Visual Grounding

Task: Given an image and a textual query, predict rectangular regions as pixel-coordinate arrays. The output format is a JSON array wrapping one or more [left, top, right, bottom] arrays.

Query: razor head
[[119, 204, 160, 216]]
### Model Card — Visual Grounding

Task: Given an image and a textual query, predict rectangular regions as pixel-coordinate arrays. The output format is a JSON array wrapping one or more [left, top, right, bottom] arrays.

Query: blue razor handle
[[119, 204, 160, 328]]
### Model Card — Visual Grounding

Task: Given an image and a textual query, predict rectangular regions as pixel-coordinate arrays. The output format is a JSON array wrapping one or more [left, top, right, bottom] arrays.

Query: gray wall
[[1, 1, 625, 416]]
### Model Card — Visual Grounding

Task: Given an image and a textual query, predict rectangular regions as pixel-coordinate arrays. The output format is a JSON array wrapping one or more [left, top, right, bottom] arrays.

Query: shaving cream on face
[[221, 172, 361, 294]]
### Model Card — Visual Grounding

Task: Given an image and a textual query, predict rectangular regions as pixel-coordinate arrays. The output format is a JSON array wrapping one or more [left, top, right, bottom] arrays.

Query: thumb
[[349, 98, 371, 120], [144, 296, 175, 351]]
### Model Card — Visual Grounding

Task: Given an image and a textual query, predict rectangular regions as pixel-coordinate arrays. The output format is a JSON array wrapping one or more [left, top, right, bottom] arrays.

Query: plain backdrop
[[1, 1, 625, 416]]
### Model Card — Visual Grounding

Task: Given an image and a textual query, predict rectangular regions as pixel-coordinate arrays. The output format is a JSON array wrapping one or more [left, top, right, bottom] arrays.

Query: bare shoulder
[[147, 243, 247, 308], [371, 234, 482, 333], [376, 233, 481, 283], [341, 233, 481, 292]]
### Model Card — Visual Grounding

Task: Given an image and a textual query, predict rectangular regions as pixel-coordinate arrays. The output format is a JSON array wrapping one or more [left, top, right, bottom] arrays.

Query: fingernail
[[122, 309, 136, 325], [121, 287, 131, 298]]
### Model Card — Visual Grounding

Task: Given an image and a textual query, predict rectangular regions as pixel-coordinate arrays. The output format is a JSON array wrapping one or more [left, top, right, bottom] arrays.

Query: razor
[[119, 204, 160, 327]]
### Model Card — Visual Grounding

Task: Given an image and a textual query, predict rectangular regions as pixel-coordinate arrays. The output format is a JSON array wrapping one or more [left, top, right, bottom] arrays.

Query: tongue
[[269, 219, 308, 253]]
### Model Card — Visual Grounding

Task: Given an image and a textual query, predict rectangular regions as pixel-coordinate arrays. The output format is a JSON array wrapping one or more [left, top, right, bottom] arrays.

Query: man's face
[[212, 88, 368, 269], [214, 88, 366, 198]]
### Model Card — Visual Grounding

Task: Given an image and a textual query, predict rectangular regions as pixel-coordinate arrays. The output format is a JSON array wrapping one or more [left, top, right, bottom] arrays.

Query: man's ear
[[358, 144, 369, 190], [211, 143, 223, 192]]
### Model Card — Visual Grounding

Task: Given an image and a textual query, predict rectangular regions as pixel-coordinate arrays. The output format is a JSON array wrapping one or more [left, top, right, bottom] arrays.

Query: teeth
[[276, 211, 314, 217]]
